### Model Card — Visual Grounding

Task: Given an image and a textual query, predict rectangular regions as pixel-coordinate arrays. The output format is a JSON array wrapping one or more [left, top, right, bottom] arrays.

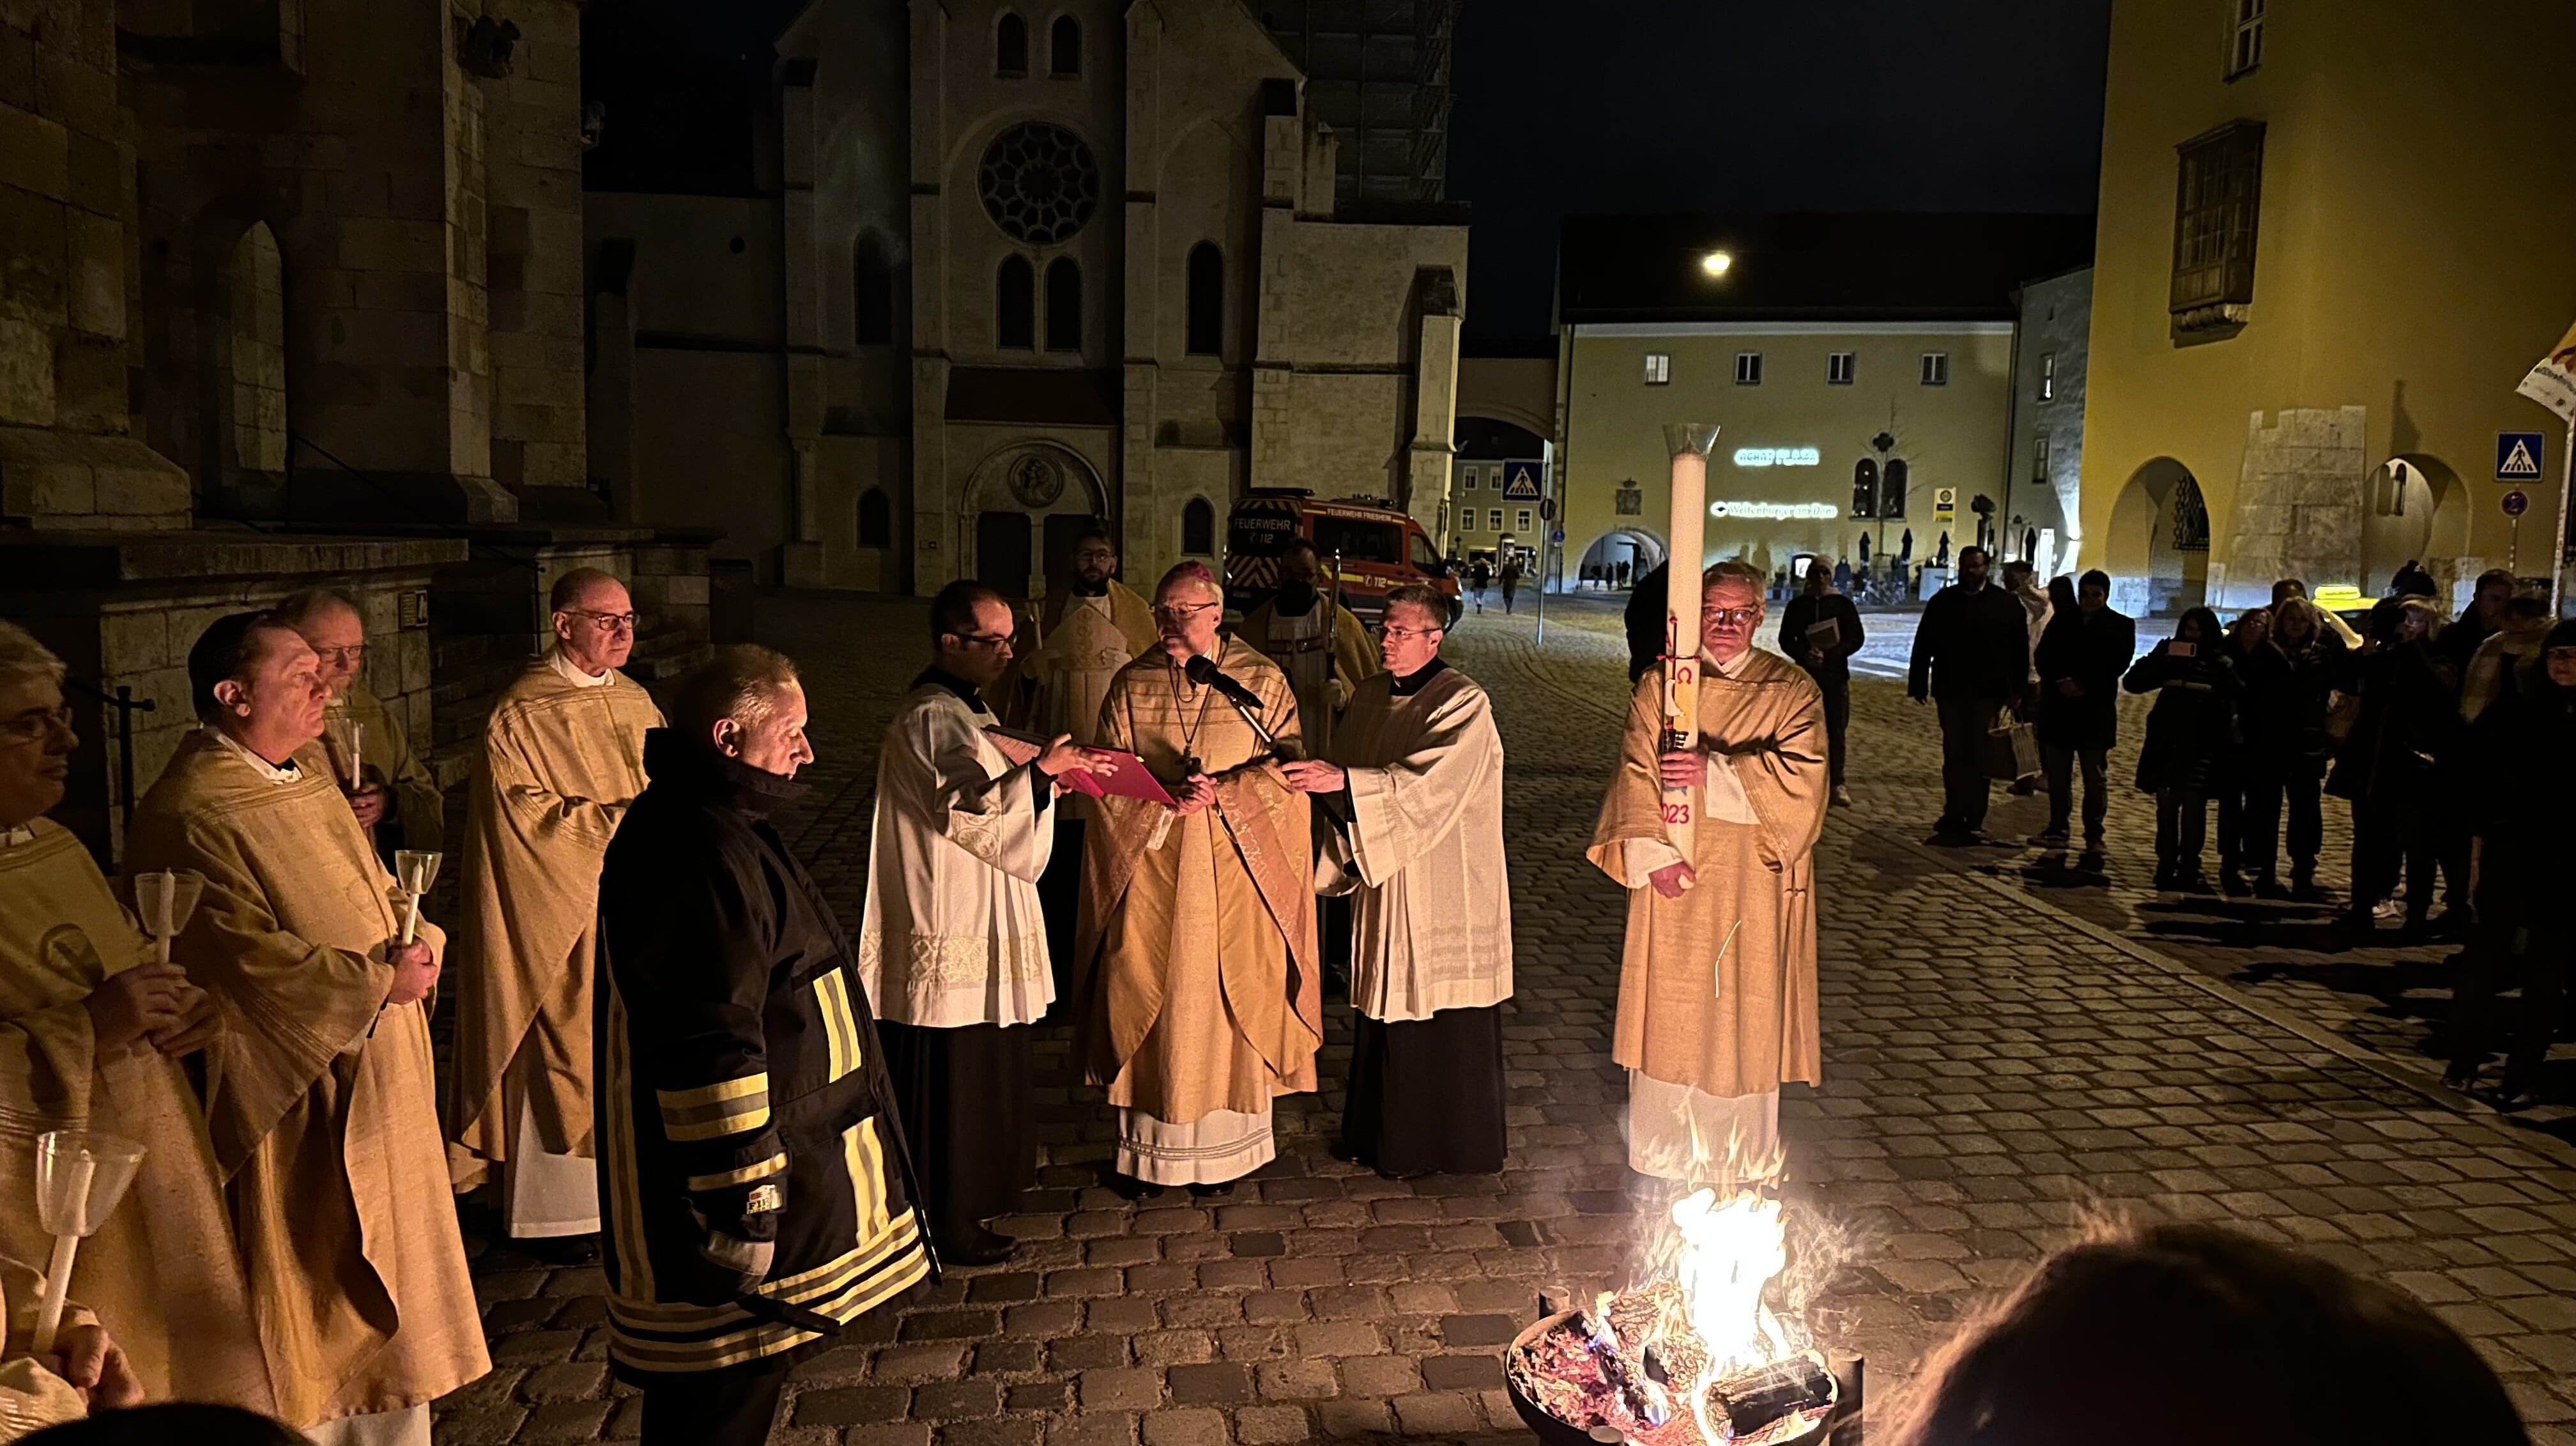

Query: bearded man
[[995, 523, 1156, 1000], [1238, 539, 1376, 757], [1588, 562, 1828, 1185], [1077, 562, 1320, 1195], [125, 612, 485, 1444], [449, 566, 663, 1255]]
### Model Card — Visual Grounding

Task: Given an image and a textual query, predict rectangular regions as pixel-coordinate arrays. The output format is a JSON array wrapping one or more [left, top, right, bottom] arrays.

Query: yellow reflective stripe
[[684, 1151, 788, 1193], [814, 971, 861, 1082], [657, 1073, 772, 1141], [656, 1073, 769, 1112], [603, 982, 655, 1299], [844, 1116, 889, 1245]]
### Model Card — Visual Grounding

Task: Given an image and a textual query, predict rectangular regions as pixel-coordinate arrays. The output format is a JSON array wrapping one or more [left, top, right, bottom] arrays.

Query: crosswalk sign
[[2497, 431, 2545, 481], [1501, 462, 1542, 501]]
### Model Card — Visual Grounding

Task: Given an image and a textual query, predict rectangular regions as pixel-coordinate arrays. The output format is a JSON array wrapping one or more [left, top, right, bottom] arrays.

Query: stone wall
[[2225, 405, 2368, 610], [2011, 266, 2091, 574], [0, 532, 466, 859], [482, 0, 588, 500]]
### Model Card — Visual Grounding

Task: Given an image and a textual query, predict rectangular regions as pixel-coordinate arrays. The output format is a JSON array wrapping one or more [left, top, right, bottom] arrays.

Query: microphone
[[1184, 654, 1282, 754]]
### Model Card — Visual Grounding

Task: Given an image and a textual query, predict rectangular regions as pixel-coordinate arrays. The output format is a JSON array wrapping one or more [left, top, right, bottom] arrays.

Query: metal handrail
[[286, 431, 544, 574]]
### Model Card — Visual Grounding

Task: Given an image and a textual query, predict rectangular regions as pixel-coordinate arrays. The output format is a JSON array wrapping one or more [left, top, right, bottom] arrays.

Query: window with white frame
[[1643, 352, 1671, 385], [2227, 0, 2264, 79], [1827, 351, 1855, 386], [2039, 353, 2056, 401], [2032, 435, 2051, 481], [1488, 509, 1503, 532], [1919, 352, 1949, 386], [1516, 509, 1533, 533], [1735, 351, 1763, 385]]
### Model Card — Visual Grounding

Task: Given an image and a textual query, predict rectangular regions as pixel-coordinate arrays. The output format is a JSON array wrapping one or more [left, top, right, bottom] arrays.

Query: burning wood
[[1505, 1188, 1840, 1446]]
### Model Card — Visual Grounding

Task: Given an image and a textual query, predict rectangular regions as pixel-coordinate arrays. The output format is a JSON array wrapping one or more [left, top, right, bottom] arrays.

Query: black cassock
[[1342, 1006, 1507, 1177]]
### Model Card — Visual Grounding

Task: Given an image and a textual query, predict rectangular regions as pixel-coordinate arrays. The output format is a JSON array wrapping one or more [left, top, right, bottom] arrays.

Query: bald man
[[448, 567, 664, 1257], [279, 588, 444, 856]]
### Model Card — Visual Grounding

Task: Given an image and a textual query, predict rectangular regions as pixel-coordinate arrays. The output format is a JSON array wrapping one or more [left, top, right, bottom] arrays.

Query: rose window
[[977, 122, 1101, 245]]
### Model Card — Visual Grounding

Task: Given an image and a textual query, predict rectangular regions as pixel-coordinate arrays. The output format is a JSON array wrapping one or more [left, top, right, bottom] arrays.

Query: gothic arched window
[[1186, 242, 1222, 356], [1050, 15, 1080, 75], [858, 487, 892, 547], [1045, 258, 1081, 351], [1182, 497, 1216, 555], [995, 12, 1028, 75], [997, 255, 1034, 349]]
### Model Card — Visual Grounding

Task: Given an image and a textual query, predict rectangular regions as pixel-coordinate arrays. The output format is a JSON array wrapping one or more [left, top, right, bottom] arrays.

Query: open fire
[[1506, 1187, 1847, 1446]]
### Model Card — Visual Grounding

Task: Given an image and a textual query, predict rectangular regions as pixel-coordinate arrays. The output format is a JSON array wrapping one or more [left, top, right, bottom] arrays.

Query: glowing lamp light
[[1700, 250, 1733, 277], [1731, 447, 1821, 468], [1710, 500, 1839, 521]]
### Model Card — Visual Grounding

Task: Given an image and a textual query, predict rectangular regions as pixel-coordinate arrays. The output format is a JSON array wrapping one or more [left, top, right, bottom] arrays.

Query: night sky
[[1451, 1, 2116, 341]]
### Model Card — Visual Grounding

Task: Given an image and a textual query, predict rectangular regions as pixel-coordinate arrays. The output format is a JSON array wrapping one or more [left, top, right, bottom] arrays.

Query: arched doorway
[[964, 441, 1110, 598], [1574, 527, 1666, 590], [2106, 458, 2210, 616], [2361, 455, 2467, 597]]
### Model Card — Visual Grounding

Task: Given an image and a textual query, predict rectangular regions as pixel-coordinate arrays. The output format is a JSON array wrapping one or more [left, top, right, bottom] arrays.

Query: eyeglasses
[[1705, 607, 1761, 627], [1374, 624, 1444, 640], [565, 610, 638, 635], [950, 631, 1013, 650], [314, 645, 367, 667], [1154, 602, 1220, 620], [0, 705, 74, 746]]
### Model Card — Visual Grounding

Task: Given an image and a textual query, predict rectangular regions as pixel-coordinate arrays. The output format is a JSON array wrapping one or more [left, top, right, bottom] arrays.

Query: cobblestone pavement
[[438, 592, 2576, 1446]]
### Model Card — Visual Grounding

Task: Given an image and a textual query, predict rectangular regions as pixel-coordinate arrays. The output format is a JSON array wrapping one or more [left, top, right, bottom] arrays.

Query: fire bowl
[[1504, 1309, 1863, 1446]]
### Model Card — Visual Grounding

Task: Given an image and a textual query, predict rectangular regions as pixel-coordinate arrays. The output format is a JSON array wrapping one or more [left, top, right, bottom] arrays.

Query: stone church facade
[[586, 0, 1468, 597]]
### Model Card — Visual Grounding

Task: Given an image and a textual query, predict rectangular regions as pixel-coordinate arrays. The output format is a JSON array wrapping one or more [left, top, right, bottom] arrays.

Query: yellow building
[[2082, 0, 2576, 615], [1554, 214, 2092, 592]]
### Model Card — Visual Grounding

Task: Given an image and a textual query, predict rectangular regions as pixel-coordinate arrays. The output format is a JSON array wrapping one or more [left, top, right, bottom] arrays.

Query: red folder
[[984, 727, 1176, 806]]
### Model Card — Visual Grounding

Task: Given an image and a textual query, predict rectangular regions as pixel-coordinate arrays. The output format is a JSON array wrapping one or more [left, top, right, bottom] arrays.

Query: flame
[[1669, 1188, 1798, 1374]]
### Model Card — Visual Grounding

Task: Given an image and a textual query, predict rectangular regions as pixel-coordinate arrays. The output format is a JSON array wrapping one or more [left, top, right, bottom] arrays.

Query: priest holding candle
[[448, 567, 663, 1256], [1588, 548, 1828, 1185], [125, 611, 484, 1445], [279, 587, 445, 856], [0, 620, 270, 1413]]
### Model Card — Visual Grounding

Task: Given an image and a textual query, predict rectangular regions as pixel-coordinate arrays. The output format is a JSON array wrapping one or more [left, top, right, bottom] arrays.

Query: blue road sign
[[2503, 489, 2529, 518], [1501, 462, 1542, 501], [1551, 528, 1567, 545], [2497, 431, 2545, 481]]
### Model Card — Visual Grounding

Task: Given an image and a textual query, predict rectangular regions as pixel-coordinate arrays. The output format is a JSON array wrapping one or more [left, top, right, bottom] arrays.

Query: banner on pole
[[2516, 318, 2576, 422]]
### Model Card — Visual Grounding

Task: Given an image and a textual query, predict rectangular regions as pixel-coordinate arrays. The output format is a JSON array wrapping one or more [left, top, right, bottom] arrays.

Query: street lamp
[[1699, 250, 1733, 278]]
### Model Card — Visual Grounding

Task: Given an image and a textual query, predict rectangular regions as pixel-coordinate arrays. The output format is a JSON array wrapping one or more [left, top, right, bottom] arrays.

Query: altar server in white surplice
[[1284, 584, 1512, 1178], [859, 581, 1108, 1265]]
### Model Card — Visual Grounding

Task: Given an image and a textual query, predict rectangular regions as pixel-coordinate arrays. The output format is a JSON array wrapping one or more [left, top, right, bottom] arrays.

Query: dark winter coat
[[596, 730, 931, 1381], [2236, 638, 2334, 778], [2123, 639, 2241, 794], [2324, 642, 2458, 804], [1624, 563, 1671, 684], [2033, 605, 2137, 752], [1907, 581, 2030, 701], [2466, 663, 2576, 887], [1779, 592, 1864, 679]]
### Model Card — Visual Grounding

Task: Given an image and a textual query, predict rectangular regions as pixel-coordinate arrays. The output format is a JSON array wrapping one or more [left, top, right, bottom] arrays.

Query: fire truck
[[1223, 489, 1460, 622]]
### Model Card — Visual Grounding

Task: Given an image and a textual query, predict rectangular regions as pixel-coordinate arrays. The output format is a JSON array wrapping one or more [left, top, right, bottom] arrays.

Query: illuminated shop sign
[[1709, 501, 1840, 521], [1731, 447, 1821, 468]]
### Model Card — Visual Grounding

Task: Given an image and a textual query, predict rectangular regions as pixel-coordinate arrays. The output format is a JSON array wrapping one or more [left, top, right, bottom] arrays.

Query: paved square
[[437, 592, 2576, 1445]]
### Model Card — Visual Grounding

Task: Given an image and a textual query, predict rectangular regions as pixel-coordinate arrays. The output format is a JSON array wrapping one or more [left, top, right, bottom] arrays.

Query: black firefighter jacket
[[596, 730, 933, 1380]]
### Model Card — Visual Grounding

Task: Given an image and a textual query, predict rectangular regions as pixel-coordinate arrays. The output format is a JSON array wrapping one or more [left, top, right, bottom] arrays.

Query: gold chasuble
[[447, 656, 661, 1226], [0, 823, 273, 1412], [1586, 649, 1828, 1183], [319, 681, 445, 853], [1238, 598, 1377, 757], [1076, 642, 1321, 1185], [124, 732, 487, 1430], [998, 583, 1158, 746]]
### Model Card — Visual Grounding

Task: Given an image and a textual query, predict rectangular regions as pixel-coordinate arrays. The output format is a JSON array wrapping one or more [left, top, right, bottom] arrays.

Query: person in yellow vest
[[993, 523, 1157, 1004], [277, 588, 444, 858], [0, 622, 271, 1415], [125, 613, 486, 1445], [1237, 541, 1376, 758], [448, 567, 663, 1259]]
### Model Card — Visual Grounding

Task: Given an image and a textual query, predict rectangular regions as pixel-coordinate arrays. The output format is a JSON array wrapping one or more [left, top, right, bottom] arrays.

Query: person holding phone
[[2123, 607, 2241, 893]]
